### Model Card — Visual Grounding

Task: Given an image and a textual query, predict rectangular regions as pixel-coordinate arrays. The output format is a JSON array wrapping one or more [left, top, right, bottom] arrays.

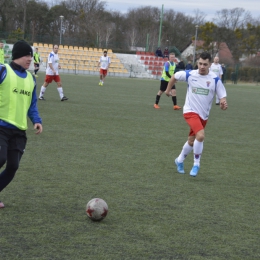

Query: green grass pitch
[[0, 72, 259, 259]]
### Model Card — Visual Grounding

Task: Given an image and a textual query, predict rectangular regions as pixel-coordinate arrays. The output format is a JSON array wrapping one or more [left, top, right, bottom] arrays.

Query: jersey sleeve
[[219, 65, 223, 75], [48, 53, 54, 64], [174, 71, 187, 81], [0, 64, 7, 84], [216, 79, 227, 99]]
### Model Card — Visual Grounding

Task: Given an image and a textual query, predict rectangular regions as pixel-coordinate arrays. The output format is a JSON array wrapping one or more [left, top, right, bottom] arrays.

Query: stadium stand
[[32, 43, 128, 76]]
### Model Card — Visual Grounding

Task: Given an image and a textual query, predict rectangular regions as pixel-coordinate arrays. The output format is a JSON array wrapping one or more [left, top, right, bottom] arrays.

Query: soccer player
[[165, 52, 228, 177], [0, 42, 9, 64], [154, 53, 181, 110], [0, 40, 43, 208], [97, 50, 111, 86], [33, 47, 41, 77], [210, 56, 223, 105], [0, 42, 5, 64], [38, 45, 68, 101]]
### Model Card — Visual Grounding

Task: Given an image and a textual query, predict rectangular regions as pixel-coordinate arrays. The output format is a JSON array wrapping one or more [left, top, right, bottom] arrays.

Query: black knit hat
[[12, 40, 33, 60]]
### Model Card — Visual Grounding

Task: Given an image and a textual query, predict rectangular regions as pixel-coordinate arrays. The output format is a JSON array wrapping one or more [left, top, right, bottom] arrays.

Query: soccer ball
[[86, 198, 108, 221]]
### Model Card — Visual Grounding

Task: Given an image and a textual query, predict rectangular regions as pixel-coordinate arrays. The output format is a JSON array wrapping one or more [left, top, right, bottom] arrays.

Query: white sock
[[193, 139, 203, 166], [57, 87, 64, 99], [177, 141, 193, 163], [216, 96, 219, 103], [39, 86, 46, 98]]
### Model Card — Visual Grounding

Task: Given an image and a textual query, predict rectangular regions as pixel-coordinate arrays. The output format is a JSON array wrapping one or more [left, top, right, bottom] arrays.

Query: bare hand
[[220, 101, 228, 110], [34, 124, 43, 134], [165, 90, 172, 97]]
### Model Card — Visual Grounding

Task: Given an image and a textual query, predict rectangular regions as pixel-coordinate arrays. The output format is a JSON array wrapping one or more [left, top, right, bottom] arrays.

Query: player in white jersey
[[210, 56, 223, 105], [165, 52, 228, 177], [38, 45, 68, 101], [97, 50, 111, 86]]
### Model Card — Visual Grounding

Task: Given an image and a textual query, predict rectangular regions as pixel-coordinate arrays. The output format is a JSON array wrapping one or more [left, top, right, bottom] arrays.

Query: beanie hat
[[12, 40, 33, 60]]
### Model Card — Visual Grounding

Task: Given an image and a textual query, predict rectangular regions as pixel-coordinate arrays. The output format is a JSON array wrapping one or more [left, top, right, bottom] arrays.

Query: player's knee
[[0, 155, 7, 168], [196, 131, 205, 142]]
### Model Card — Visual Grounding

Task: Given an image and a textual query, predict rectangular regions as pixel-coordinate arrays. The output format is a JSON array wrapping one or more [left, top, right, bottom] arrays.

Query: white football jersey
[[174, 70, 227, 120], [210, 63, 223, 78], [99, 56, 111, 70], [46, 51, 59, 75]]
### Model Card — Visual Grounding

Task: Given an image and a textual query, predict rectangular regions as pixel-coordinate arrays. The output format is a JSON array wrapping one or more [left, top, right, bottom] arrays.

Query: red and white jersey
[[174, 70, 227, 120], [210, 63, 223, 78], [46, 51, 59, 75], [99, 56, 111, 70]]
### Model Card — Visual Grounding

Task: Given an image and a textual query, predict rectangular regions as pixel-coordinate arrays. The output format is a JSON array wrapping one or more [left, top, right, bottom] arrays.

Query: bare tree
[[215, 8, 253, 30], [192, 9, 206, 26]]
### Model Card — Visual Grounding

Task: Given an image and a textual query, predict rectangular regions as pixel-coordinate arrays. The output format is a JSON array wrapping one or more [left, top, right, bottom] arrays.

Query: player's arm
[[28, 80, 43, 134], [164, 62, 171, 78], [165, 75, 177, 96], [220, 98, 228, 110], [216, 80, 227, 110], [48, 63, 56, 74], [107, 58, 111, 70], [219, 66, 223, 80]]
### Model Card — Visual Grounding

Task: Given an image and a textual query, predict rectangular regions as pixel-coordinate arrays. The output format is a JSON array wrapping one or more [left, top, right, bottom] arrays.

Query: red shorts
[[100, 69, 108, 76], [45, 75, 61, 83], [184, 112, 208, 136]]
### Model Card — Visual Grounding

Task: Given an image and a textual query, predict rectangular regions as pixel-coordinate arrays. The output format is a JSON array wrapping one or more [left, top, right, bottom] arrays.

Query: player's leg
[[216, 95, 220, 105], [34, 63, 39, 77], [175, 114, 196, 173], [99, 69, 103, 85], [0, 149, 23, 192], [0, 131, 8, 208], [0, 131, 25, 207], [184, 113, 207, 177], [39, 75, 51, 100], [175, 135, 194, 174], [102, 70, 108, 85], [55, 76, 68, 101], [170, 85, 181, 110], [154, 80, 167, 108]]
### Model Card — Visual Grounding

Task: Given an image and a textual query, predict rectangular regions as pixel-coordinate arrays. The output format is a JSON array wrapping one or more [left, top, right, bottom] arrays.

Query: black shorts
[[160, 80, 175, 92], [34, 63, 40, 68], [0, 127, 27, 153]]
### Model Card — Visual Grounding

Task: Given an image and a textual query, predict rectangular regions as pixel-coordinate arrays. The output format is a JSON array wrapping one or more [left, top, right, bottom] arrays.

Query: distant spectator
[[155, 47, 163, 58], [221, 64, 226, 83], [163, 47, 169, 58], [185, 61, 193, 70], [231, 71, 237, 84], [178, 60, 185, 70]]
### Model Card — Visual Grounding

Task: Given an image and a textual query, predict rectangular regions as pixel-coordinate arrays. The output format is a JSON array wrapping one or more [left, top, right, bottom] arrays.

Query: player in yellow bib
[[0, 40, 42, 208], [153, 53, 181, 110]]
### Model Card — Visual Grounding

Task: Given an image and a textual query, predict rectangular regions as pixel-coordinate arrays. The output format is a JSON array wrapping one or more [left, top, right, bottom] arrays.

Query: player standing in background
[[165, 52, 228, 177], [0, 41, 9, 64], [97, 50, 111, 86], [0, 42, 5, 64], [210, 56, 223, 105], [0, 40, 42, 208], [38, 45, 68, 101], [33, 47, 41, 77], [154, 53, 181, 110]]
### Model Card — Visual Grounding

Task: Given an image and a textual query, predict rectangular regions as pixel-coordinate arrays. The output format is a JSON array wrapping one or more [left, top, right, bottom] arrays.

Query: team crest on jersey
[[206, 81, 211, 87]]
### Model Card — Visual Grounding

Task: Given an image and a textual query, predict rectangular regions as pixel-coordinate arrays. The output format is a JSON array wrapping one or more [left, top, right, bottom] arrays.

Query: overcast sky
[[103, 0, 260, 20], [46, 0, 260, 21]]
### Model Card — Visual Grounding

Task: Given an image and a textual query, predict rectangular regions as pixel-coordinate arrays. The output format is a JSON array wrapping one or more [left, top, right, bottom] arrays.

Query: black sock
[[155, 95, 161, 104], [172, 96, 177, 105]]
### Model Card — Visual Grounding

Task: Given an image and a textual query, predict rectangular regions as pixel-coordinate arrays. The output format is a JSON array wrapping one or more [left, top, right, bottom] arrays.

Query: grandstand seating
[[33, 43, 128, 76], [136, 51, 168, 78]]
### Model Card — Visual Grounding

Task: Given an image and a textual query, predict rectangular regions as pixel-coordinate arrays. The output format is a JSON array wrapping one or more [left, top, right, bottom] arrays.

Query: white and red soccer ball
[[86, 198, 108, 221]]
